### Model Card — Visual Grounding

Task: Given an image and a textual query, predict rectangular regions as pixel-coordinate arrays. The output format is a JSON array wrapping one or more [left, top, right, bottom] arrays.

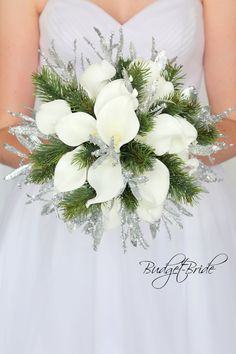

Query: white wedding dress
[[0, 1, 236, 353]]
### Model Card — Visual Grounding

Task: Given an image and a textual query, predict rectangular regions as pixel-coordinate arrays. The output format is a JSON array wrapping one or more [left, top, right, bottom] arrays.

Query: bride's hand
[[197, 117, 236, 166], [0, 0, 40, 167], [0, 127, 30, 168]]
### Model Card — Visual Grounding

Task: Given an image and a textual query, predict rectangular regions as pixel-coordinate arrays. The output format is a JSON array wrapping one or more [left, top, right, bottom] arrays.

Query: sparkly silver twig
[[89, 135, 120, 167]]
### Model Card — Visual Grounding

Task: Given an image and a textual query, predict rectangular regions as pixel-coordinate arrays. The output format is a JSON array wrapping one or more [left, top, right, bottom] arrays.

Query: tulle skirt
[[0, 163, 236, 354]]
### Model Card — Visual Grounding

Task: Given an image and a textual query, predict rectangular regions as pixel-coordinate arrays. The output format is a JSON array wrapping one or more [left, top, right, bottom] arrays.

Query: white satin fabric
[[0, 1, 236, 353]]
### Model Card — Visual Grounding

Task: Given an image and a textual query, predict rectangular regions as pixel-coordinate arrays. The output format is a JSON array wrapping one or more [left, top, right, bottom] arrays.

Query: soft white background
[[0, 78, 235, 215]]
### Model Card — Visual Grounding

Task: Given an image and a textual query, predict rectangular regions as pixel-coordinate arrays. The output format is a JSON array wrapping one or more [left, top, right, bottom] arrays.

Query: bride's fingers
[[0, 127, 30, 168]]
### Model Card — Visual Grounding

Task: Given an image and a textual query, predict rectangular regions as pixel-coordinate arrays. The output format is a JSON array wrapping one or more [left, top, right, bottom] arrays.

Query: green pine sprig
[[160, 90, 201, 117], [114, 58, 151, 101], [158, 154, 203, 205], [127, 60, 151, 101], [59, 183, 99, 220], [32, 67, 95, 116], [28, 137, 73, 184], [185, 117, 220, 146], [72, 142, 99, 169], [120, 140, 156, 175], [32, 67, 68, 102], [164, 60, 185, 89], [114, 57, 132, 79], [119, 184, 139, 212], [136, 111, 156, 136]]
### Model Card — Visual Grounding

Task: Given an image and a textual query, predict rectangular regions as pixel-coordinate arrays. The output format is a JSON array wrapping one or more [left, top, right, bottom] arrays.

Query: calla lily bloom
[[86, 156, 124, 207], [140, 113, 198, 156], [35, 99, 72, 135], [136, 159, 170, 223], [79, 60, 116, 99], [94, 79, 138, 116], [54, 146, 87, 192]]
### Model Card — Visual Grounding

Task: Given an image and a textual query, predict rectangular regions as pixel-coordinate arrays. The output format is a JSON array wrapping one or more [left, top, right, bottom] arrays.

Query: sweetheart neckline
[[83, 0, 159, 27], [39, 0, 163, 28]]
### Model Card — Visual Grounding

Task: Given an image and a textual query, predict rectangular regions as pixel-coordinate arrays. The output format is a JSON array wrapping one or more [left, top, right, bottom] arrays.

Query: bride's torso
[[38, 0, 204, 89]]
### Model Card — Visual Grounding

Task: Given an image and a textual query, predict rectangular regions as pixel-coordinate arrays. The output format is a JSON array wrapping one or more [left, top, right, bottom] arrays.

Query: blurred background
[[0, 77, 235, 215]]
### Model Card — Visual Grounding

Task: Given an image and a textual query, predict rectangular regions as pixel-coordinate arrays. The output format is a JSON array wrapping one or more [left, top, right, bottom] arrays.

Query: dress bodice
[[39, 0, 204, 89]]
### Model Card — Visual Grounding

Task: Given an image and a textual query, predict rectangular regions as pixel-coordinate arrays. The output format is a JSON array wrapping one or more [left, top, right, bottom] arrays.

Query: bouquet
[[4, 28, 232, 251]]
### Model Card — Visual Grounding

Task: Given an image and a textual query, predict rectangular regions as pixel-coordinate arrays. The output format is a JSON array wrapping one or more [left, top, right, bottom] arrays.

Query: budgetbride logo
[[138, 253, 229, 290]]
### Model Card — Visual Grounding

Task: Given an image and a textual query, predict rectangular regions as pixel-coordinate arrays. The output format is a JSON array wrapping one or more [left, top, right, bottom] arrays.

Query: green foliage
[[32, 67, 68, 102], [187, 118, 220, 146], [59, 183, 99, 220], [159, 91, 219, 145], [120, 140, 156, 174], [115, 57, 152, 101], [72, 142, 99, 168], [29, 137, 73, 183], [32, 67, 95, 116], [164, 60, 185, 89], [158, 154, 203, 205], [29, 165, 55, 185], [161, 90, 201, 117], [127, 60, 151, 101], [119, 184, 138, 212], [114, 57, 132, 79], [136, 111, 156, 136]]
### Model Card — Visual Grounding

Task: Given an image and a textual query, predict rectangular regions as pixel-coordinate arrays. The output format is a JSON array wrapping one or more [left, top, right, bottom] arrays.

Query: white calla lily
[[137, 159, 170, 206], [146, 60, 163, 83], [94, 79, 138, 116], [55, 112, 97, 146], [137, 200, 164, 223], [86, 157, 125, 207], [79, 60, 116, 98], [54, 146, 87, 193], [175, 116, 198, 146], [101, 199, 121, 230], [96, 95, 140, 151], [136, 159, 169, 222], [35, 99, 72, 135], [141, 113, 197, 156], [154, 77, 174, 99]]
